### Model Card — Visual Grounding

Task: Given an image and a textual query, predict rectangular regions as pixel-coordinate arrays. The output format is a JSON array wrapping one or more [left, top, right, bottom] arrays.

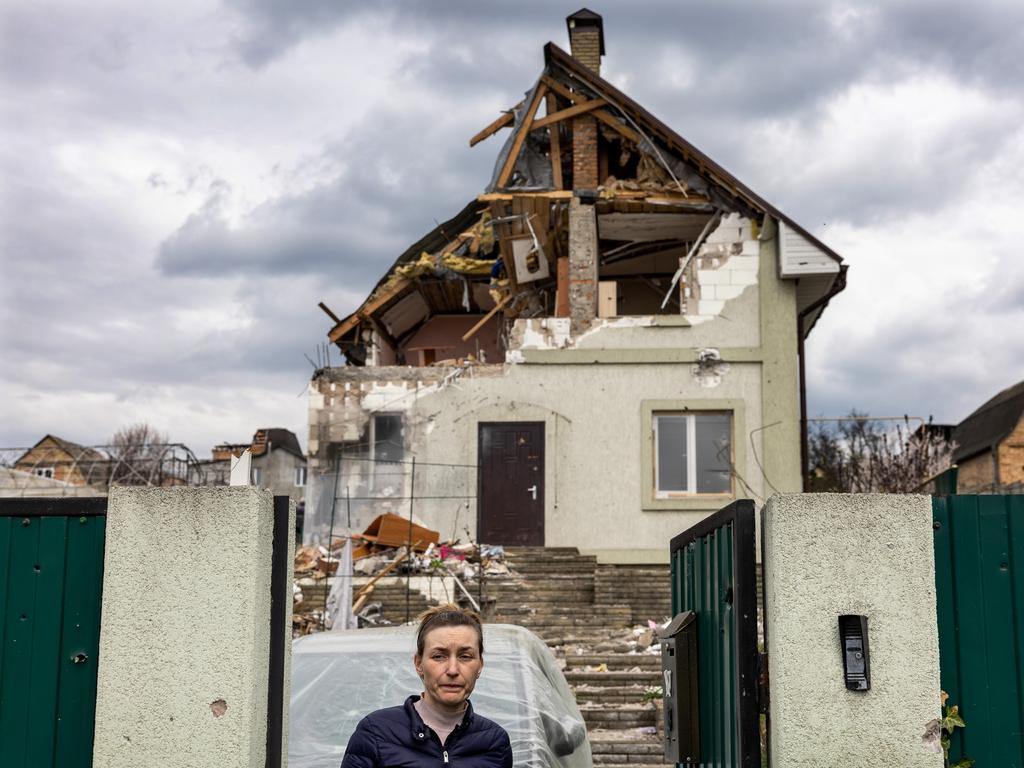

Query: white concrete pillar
[[763, 493, 942, 767], [93, 487, 293, 768]]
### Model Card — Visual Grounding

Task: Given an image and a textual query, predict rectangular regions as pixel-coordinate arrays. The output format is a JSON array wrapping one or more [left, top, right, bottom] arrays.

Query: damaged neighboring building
[[307, 10, 846, 562]]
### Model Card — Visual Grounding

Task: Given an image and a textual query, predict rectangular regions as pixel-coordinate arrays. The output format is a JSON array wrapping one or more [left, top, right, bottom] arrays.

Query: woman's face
[[414, 625, 483, 713]]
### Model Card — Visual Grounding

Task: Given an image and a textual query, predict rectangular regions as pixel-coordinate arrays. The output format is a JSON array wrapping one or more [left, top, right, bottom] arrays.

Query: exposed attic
[[321, 11, 844, 367]]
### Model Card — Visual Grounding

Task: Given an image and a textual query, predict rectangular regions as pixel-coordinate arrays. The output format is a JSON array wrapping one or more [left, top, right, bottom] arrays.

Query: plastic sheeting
[[289, 624, 591, 768], [487, 78, 555, 192]]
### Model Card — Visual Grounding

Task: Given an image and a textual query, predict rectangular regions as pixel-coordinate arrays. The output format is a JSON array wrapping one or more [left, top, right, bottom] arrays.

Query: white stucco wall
[[93, 487, 284, 768], [308, 224, 805, 562], [763, 493, 942, 768], [308, 355, 766, 562]]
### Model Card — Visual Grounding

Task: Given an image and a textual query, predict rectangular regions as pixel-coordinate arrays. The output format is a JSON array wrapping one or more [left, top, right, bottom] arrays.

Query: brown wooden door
[[477, 422, 544, 545]]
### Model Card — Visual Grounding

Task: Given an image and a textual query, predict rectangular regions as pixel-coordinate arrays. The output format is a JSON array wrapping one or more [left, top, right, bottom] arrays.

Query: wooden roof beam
[[496, 82, 547, 188], [327, 276, 413, 343], [469, 110, 515, 147], [533, 98, 607, 129]]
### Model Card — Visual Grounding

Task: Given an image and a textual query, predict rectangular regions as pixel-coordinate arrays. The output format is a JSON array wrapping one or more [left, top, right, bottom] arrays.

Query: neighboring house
[[952, 380, 1024, 494], [307, 11, 845, 562], [13, 435, 108, 487], [202, 428, 307, 505], [0, 467, 106, 498]]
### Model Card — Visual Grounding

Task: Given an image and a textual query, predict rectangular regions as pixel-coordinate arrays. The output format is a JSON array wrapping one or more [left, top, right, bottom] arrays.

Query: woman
[[341, 604, 513, 767]]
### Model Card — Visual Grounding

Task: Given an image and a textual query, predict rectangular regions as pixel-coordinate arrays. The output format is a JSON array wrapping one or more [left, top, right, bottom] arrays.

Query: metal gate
[[669, 499, 760, 767], [933, 494, 1024, 767], [0, 497, 107, 768]]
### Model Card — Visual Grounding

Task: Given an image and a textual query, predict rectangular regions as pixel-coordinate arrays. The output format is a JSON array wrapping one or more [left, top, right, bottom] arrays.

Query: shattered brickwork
[[568, 197, 598, 334]]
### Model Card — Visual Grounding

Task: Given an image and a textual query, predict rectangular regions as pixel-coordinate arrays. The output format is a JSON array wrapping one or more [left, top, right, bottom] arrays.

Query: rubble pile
[[292, 514, 512, 636]]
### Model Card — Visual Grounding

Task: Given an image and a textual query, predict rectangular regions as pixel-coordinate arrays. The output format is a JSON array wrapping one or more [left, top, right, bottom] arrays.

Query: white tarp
[[289, 624, 590, 768]]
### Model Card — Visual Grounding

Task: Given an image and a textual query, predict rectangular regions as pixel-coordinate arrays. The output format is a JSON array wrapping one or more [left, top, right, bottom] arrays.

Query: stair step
[[565, 654, 661, 668], [565, 671, 661, 685], [580, 704, 656, 728], [574, 687, 655, 703]]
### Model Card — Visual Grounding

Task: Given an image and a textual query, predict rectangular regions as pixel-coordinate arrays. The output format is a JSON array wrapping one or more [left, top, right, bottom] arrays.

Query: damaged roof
[[322, 23, 845, 358], [538, 43, 843, 265]]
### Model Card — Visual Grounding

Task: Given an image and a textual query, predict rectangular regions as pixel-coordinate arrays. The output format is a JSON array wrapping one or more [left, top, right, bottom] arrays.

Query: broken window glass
[[372, 414, 404, 464]]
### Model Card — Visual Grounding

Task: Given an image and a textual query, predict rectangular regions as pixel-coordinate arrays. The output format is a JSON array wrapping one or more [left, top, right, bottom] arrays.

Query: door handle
[[526, 485, 537, 501]]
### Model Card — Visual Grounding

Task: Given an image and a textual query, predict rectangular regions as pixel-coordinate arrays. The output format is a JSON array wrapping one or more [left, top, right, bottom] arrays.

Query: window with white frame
[[653, 412, 732, 495], [295, 466, 307, 487], [34, 467, 55, 478]]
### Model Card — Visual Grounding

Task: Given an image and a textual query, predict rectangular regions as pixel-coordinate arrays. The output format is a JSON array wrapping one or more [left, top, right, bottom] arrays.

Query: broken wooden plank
[[592, 108, 641, 144], [478, 190, 574, 202], [532, 98, 607, 129], [327, 277, 412, 343], [318, 301, 342, 324], [540, 75, 579, 104], [461, 293, 513, 342], [469, 110, 514, 147], [545, 91, 563, 190], [496, 83, 547, 188]]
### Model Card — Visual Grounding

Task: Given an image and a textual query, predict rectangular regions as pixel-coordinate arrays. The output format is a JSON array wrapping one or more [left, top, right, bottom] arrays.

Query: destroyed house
[[308, 10, 846, 563]]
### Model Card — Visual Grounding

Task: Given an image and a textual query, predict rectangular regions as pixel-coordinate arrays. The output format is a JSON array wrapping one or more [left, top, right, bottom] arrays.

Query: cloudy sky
[[2, 0, 1023, 453]]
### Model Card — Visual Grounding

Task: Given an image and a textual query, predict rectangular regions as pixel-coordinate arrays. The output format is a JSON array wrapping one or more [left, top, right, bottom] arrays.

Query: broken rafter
[[592, 109, 641, 144], [496, 82, 548, 189], [540, 74, 578, 104], [532, 98, 607, 129], [540, 75, 641, 143], [461, 293, 514, 342], [327, 277, 413, 344], [545, 92, 563, 190], [469, 110, 515, 148], [318, 302, 342, 324]]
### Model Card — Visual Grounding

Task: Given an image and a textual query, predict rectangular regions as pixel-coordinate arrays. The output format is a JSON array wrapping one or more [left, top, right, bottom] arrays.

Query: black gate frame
[[669, 499, 760, 767]]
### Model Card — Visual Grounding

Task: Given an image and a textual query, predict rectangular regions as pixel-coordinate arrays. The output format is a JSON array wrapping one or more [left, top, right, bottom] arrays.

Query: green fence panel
[[933, 494, 1024, 767], [670, 500, 758, 768], [0, 499, 106, 768]]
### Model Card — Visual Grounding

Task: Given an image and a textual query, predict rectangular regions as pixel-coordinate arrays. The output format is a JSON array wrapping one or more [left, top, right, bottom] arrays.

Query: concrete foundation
[[763, 493, 942, 768], [93, 487, 293, 768]]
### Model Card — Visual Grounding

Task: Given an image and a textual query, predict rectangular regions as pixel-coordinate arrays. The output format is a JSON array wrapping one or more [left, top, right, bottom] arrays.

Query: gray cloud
[[3, 0, 1024, 453], [156, 103, 496, 295]]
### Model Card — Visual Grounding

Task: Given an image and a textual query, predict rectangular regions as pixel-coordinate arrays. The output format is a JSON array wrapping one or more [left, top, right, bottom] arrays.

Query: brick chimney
[[566, 8, 605, 75], [565, 10, 604, 333]]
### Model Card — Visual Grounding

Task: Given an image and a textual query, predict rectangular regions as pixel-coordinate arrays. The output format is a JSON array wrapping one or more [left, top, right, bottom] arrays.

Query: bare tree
[[108, 423, 171, 485], [807, 412, 955, 493]]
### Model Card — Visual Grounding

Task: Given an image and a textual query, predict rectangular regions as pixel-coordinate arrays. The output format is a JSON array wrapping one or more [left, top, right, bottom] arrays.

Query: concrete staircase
[[486, 547, 672, 767], [298, 578, 434, 623]]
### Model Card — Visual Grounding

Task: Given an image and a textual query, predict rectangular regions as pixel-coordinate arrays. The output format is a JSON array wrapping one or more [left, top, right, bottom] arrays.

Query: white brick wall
[[685, 214, 759, 324]]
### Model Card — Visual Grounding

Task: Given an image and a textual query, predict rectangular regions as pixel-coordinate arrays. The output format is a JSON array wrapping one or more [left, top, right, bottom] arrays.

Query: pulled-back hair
[[415, 603, 484, 656]]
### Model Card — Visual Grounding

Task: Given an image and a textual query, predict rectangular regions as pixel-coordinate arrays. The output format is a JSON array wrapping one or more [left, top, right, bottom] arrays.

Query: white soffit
[[778, 220, 840, 278]]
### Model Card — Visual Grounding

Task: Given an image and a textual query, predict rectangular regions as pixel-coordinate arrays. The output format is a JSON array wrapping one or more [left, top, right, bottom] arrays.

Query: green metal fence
[[933, 494, 1024, 767], [670, 500, 759, 767], [0, 498, 107, 768]]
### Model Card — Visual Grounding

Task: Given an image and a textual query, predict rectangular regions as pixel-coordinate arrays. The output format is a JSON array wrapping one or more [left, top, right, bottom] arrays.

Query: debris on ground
[[291, 528, 511, 637]]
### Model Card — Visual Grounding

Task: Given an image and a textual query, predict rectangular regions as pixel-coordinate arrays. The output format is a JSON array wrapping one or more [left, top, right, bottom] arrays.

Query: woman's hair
[[415, 603, 484, 656]]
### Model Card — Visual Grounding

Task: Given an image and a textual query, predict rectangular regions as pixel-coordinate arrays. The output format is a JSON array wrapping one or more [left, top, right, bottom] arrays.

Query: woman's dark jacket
[[341, 695, 513, 767]]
